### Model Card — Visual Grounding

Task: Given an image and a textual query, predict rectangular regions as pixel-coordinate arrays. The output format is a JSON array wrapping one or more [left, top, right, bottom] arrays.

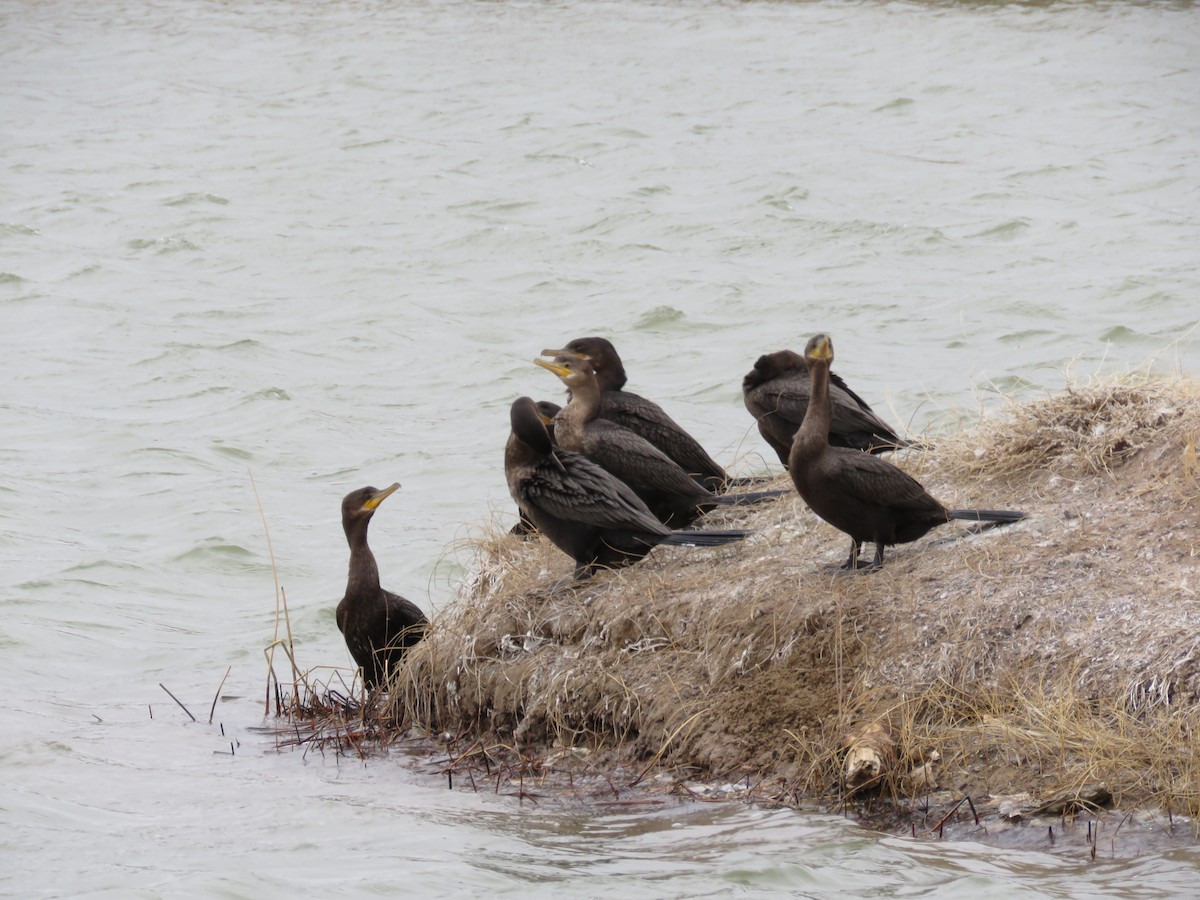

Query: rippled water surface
[[3, 0, 1199, 895]]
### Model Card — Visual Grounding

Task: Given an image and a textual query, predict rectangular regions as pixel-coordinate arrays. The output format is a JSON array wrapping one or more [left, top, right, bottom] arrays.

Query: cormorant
[[509, 401, 562, 538], [505, 396, 750, 580], [744, 348, 911, 468], [789, 335, 1026, 569], [336, 484, 428, 688], [543, 336, 737, 492], [536, 355, 785, 528]]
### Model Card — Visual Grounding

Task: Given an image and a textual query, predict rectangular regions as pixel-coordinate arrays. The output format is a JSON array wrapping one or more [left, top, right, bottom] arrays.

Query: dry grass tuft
[[933, 373, 1200, 486], [831, 675, 1200, 826]]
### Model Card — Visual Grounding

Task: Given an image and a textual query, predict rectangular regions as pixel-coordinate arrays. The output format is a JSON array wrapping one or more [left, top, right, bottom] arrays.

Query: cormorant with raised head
[[744, 348, 912, 468], [505, 396, 750, 580], [536, 355, 785, 528], [543, 336, 737, 492], [789, 335, 1025, 569], [336, 484, 428, 688]]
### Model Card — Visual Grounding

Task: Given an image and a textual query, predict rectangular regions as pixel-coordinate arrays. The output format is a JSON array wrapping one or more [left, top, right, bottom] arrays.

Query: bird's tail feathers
[[872, 435, 927, 453], [714, 489, 789, 506], [721, 475, 779, 489], [948, 508, 1027, 524], [662, 528, 752, 547]]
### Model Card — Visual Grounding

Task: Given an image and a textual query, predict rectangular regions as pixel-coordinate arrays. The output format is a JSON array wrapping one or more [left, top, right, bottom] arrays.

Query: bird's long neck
[[792, 358, 832, 464], [344, 517, 381, 595], [504, 431, 535, 470], [558, 374, 602, 445]]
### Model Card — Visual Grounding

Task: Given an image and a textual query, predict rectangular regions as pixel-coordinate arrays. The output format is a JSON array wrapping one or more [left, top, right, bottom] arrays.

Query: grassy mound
[[378, 374, 1200, 829]]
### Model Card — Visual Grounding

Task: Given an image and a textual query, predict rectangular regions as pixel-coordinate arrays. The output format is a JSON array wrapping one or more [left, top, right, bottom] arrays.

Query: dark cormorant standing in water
[[536, 356, 785, 528], [789, 335, 1025, 569], [743, 348, 911, 468], [543, 336, 736, 492], [505, 396, 750, 579], [336, 483, 428, 688]]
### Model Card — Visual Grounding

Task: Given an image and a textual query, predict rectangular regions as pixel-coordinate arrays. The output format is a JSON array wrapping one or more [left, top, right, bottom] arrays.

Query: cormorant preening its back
[[509, 401, 561, 537], [743, 348, 911, 468], [544, 336, 735, 492], [536, 355, 785, 528], [788, 335, 1025, 569], [336, 484, 428, 688], [505, 397, 750, 580]]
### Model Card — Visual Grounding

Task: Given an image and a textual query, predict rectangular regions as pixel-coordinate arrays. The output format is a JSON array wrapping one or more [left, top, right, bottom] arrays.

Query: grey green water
[[3, 0, 1199, 895]]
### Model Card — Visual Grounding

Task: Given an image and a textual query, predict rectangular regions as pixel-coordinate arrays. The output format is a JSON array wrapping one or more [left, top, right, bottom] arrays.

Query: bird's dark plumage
[[743, 348, 911, 467], [505, 397, 750, 580], [537, 356, 785, 528], [509, 401, 562, 538], [544, 336, 735, 492], [788, 335, 1025, 569], [336, 484, 428, 688]]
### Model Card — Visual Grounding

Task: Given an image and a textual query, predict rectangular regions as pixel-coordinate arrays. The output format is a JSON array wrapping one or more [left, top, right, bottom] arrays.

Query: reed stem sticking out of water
[[250, 468, 303, 711]]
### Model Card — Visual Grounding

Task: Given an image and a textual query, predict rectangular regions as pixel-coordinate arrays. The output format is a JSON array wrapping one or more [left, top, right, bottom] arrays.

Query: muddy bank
[[383, 375, 1200, 844]]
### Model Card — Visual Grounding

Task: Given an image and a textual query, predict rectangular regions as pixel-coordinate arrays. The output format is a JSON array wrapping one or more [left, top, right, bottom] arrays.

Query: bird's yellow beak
[[535, 358, 572, 377], [808, 335, 833, 362], [363, 482, 400, 510]]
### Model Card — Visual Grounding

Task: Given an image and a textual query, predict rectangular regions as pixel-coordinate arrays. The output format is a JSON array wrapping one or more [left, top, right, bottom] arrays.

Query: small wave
[[171, 540, 258, 565], [1006, 164, 1074, 181], [163, 193, 229, 207], [176, 305, 257, 321], [965, 219, 1031, 240], [215, 339, 264, 352], [999, 328, 1054, 345], [635, 306, 686, 328], [63, 558, 141, 575], [126, 236, 201, 253], [981, 373, 1040, 392], [16, 579, 57, 591], [66, 264, 105, 280], [606, 127, 649, 140], [618, 242, 667, 254], [341, 138, 394, 151], [1099, 325, 1146, 343], [211, 443, 255, 462], [760, 186, 810, 210]]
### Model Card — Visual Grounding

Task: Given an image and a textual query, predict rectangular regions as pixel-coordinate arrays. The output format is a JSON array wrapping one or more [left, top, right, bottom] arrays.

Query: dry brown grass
[[303, 372, 1200, 829], [824, 674, 1200, 824]]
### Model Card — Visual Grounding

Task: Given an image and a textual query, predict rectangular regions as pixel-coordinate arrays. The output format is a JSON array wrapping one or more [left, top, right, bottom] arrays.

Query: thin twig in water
[[159, 683, 196, 722], [280, 585, 301, 697], [251, 467, 302, 708], [930, 796, 971, 836], [209, 666, 231, 725], [965, 795, 980, 826]]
